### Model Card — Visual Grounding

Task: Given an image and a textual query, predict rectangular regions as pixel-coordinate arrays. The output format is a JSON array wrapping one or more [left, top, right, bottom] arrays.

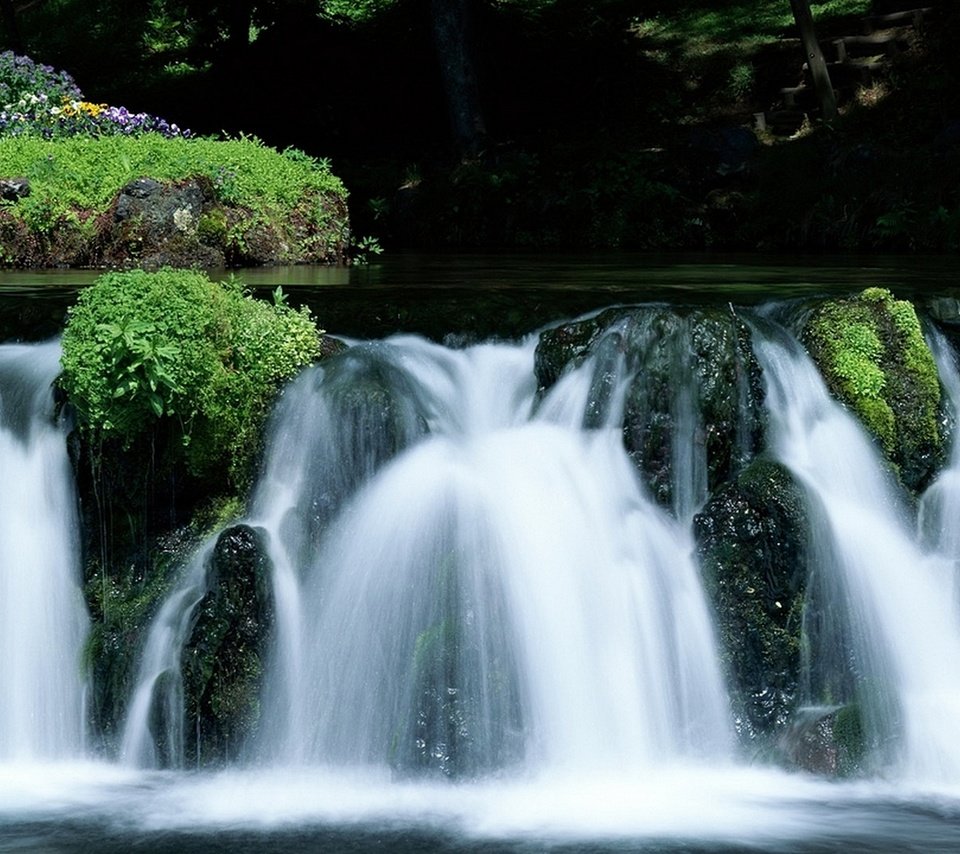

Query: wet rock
[[181, 524, 273, 766], [535, 306, 765, 511], [803, 287, 943, 492], [694, 459, 809, 743], [778, 704, 865, 777]]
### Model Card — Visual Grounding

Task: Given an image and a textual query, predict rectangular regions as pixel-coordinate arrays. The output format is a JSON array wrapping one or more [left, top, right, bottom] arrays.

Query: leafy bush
[[60, 269, 322, 482]]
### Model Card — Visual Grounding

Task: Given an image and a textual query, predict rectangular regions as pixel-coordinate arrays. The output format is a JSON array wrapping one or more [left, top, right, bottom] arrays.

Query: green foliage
[[0, 134, 346, 237], [60, 268, 322, 481], [725, 62, 754, 101], [352, 234, 383, 263], [320, 0, 399, 24], [804, 289, 942, 490], [639, 0, 870, 48]]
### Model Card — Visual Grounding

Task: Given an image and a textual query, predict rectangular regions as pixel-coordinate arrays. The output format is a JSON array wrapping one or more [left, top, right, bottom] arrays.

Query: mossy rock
[[693, 459, 809, 743], [60, 269, 323, 489], [779, 703, 866, 778], [181, 524, 273, 766], [535, 306, 765, 511], [802, 287, 943, 492], [82, 521, 203, 753]]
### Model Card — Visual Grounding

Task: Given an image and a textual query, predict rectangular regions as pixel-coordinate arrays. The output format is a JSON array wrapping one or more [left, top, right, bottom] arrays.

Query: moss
[[833, 703, 866, 777], [60, 268, 322, 486], [804, 288, 943, 491]]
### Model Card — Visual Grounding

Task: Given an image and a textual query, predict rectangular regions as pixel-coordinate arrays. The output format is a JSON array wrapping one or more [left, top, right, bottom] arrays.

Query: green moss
[[60, 268, 322, 483], [804, 288, 942, 491], [833, 703, 865, 777]]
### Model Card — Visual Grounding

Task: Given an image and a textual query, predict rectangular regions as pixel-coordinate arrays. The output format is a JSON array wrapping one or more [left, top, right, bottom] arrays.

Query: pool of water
[[2, 762, 960, 853]]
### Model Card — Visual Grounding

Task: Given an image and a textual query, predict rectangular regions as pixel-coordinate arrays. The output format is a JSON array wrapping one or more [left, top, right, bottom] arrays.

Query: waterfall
[[755, 327, 960, 782], [119, 541, 213, 768], [252, 334, 733, 773], [920, 330, 960, 567], [0, 341, 88, 761]]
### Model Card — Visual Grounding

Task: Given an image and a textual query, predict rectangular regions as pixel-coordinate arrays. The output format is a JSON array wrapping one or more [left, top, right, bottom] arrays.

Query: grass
[[0, 133, 346, 229], [636, 0, 871, 51]]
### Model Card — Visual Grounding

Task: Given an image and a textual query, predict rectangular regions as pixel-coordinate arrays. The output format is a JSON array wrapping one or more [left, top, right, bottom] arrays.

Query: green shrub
[[60, 269, 322, 481]]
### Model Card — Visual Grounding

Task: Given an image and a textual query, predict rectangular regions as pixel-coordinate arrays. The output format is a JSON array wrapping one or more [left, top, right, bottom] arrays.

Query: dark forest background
[[2, 0, 958, 252]]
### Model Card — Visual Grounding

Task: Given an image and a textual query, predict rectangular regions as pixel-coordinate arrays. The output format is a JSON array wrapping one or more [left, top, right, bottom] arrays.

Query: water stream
[[6, 291, 960, 850], [0, 341, 87, 762]]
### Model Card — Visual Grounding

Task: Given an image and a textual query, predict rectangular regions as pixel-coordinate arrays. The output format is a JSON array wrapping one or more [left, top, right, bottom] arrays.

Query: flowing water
[[8, 270, 960, 851], [755, 328, 960, 782], [0, 341, 87, 762]]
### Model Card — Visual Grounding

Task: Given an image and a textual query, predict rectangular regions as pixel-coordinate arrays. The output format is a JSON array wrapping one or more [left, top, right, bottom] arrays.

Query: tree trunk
[[429, 0, 486, 157], [789, 0, 837, 121]]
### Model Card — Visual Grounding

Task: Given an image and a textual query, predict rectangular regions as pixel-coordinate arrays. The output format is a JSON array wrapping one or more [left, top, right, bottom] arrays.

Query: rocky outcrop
[[693, 459, 809, 743], [535, 306, 765, 510], [181, 524, 273, 766], [87, 175, 349, 269]]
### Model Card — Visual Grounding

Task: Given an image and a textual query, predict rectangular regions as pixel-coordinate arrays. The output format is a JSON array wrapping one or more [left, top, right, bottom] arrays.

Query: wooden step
[[831, 30, 911, 62], [862, 7, 932, 34], [806, 56, 886, 87], [779, 84, 818, 109], [757, 109, 806, 135]]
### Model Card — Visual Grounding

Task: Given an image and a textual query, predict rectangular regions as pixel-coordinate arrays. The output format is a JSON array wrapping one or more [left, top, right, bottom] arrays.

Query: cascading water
[[755, 325, 960, 782], [920, 329, 960, 566], [11, 294, 960, 849], [0, 341, 88, 761], [119, 540, 214, 768], [251, 334, 733, 774]]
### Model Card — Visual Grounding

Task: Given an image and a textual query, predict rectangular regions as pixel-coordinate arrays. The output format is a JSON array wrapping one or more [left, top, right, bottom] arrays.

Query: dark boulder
[[181, 524, 273, 766], [535, 306, 765, 511], [98, 176, 226, 269], [0, 177, 29, 201], [694, 459, 809, 743]]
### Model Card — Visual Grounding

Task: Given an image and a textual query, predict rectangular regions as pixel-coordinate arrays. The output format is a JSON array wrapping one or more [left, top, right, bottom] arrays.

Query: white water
[[0, 341, 87, 760], [756, 330, 960, 782], [920, 330, 960, 570], [253, 335, 733, 773], [11, 320, 960, 848], [119, 541, 214, 768]]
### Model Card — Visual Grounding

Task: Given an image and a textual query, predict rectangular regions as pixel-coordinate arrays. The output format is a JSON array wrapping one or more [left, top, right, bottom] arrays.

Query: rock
[[802, 287, 943, 492], [535, 306, 765, 511], [100, 176, 224, 268], [694, 459, 809, 743], [0, 177, 29, 201], [302, 347, 429, 529], [778, 704, 865, 777], [687, 126, 759, 177], [181, 524, 273, 766]]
